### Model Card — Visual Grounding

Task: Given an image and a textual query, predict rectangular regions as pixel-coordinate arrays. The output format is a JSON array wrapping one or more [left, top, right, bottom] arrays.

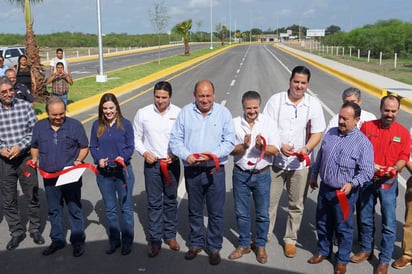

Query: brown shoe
[[375, 263, 389, 274], [350, 252, 372, 263], [148, 245, 161, 257], [335, 263, 347, 274], [284, 243, 297, 258], [209, 251, 221, 265], [184, 247, 202, 260], [392, 256, 412, 269], [256, 247, 268, 264], [228, 246, 251, 260], [166, 239, 180, 251], [307, 253, 329, 264]]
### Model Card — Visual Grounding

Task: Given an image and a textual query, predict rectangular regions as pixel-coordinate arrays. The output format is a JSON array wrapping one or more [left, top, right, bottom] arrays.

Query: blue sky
[[2, 0, 411, 35]]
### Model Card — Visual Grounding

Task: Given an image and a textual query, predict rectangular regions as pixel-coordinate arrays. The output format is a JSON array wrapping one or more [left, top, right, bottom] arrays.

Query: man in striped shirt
[[307, 102, 374, 274]]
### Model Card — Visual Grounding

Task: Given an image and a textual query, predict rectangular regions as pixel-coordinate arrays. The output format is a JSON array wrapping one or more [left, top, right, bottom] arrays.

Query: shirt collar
[[193, 101, 214, 115]]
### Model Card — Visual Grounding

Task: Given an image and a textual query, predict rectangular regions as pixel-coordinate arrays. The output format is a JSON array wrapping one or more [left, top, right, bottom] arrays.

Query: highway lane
[[66, 44, 209, 80], [1, 44, 410, 274]]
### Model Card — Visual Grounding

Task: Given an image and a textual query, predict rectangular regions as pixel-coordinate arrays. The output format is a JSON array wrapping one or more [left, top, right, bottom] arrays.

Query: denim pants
[[184, 165, 226, 252], [51, 93, 68, 106], [316, 183, 358, 264], [44, 177, 85, 246], [144, 160, 180, 246], [232, 167, 270, 248], [97, 165, 135, 247], [359, 179, 398, 263], [0, 153, 41, 236]]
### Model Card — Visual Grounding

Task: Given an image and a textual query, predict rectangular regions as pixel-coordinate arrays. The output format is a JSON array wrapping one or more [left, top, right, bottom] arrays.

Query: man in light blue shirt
[[169, 80, 235, 265]]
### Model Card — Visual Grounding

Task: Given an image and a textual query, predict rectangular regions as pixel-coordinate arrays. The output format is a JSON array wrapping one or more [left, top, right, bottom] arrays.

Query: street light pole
[[229, 0, 232, 45], [96, 0, 107, 82], [210, 0, 213, 49]]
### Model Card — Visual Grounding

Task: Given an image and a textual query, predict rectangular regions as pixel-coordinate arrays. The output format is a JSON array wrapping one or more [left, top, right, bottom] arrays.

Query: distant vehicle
[[0, 46, 26, 68]]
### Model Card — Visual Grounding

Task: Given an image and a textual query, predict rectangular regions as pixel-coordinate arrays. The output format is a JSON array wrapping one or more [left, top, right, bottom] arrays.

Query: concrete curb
[[274, 44, 412, 112], [38, 44, 235, 120]]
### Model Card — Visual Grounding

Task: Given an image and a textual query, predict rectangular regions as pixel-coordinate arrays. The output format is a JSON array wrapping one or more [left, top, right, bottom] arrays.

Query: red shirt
[[360, 119, 410, 168]]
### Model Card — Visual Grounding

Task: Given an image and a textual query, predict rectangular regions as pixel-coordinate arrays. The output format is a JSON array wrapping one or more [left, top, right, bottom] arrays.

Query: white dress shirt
[[134, 103, 181, 158]]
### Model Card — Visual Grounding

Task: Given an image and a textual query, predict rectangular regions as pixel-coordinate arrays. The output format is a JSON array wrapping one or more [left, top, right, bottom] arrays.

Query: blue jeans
[[359, 179, 398, 263], [51, 93, 68, 105], [97, 165, 135, 247], [44, 178, 85, 246], [232, 167, 270, 248], [144, 160, 180, 245], [184, 165, 226, 252], [316, 183, 358, 264]]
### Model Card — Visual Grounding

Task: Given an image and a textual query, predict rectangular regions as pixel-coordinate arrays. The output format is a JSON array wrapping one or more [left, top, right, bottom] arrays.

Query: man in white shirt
[[133, 81, 181, 258], [229, 91, 280, 264], [325, 87, 376, 132], [50, 48, 69, 74], [263, 65, 326, 258]]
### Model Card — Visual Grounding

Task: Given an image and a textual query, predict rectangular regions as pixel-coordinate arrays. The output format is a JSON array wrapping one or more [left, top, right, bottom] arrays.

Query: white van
[[0, 46, 26, 68]]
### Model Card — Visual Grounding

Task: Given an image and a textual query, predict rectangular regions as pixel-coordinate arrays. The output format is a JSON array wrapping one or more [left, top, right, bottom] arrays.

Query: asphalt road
[[0, 44, 410, 274], [67, 44, 209, 80]]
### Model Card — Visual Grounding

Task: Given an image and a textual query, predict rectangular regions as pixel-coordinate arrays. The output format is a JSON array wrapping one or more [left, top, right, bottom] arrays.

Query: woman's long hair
[[96, 93, 124, 138]]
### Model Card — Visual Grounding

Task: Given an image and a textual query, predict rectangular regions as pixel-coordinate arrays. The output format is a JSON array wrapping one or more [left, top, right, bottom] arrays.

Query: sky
[[1, 0, 411, 35]]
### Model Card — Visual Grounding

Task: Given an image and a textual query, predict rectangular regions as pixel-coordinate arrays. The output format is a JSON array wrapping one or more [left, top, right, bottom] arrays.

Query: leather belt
[[235, 164, 270, 174]]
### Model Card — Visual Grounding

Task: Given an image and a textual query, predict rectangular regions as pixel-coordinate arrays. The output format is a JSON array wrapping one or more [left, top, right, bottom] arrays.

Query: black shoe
[[42, 242, 66, 256], [209, 252, 221, 265], [106, 243, 121, 255], [184, 247, 202, 260], [121, 244, 132, 256], [148, 245, 161, 257], [30, 232, 45, 245], [6, 234, 26, 250], [73, 244, 85, 257]]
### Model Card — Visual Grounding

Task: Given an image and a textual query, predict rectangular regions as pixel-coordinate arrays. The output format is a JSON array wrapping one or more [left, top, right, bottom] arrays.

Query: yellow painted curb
[[38, 44, 236, 120], [275, 44, 412, 113]]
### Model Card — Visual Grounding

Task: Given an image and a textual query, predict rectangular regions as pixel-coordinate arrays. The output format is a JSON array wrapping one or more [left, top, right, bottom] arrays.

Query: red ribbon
[[160, 160, 173, 187], [375, 166, 397, 178], [374, 167, 397, 190], [336, 190, 350, 223], [290, 151, 311, 167], [192, 153, 220, 173], [24, 160, 98, 179], [247, 136, 267, 166]]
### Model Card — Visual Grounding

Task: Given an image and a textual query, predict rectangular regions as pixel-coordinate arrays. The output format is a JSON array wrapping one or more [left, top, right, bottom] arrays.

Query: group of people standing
[[0, 63, 411, 274]]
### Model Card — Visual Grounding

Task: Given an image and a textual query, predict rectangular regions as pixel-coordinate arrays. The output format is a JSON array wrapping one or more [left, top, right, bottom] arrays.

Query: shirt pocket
[[336, 154, 356, 178]]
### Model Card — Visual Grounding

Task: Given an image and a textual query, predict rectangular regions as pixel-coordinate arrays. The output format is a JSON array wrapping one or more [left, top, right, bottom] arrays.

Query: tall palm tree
[[8, 0, 46, 99], [173, 19, 192, 56]]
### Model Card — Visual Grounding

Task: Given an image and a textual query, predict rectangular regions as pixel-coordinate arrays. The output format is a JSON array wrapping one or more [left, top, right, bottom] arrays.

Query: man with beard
[[351, 95, 410, 274]]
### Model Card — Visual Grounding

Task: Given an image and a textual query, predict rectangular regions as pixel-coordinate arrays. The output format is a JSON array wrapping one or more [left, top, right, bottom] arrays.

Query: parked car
[[0, 46, 26, 68]]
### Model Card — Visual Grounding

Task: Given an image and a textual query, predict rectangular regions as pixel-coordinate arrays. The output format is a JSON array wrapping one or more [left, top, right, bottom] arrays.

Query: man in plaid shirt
[[46, 62, 73, 106], [0, 76, 44, 250]]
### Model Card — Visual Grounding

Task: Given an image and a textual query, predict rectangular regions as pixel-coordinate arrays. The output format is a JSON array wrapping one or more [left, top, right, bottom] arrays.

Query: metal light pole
[[229, 0, 232, 45], [96, 0, 107, 82], [210, 0, 213, 49]]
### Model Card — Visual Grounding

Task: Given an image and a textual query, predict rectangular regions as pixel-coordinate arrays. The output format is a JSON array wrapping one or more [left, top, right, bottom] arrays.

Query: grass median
[[35, 45, 224, 114]]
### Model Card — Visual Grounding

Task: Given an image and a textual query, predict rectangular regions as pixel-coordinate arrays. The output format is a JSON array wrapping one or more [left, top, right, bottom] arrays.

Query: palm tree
[[7, 0, 46, 100], [220, 25, 227, 46], [173, 19, 192, 56]]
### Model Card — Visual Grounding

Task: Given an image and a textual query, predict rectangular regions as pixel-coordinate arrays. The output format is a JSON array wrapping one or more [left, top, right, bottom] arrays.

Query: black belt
[[235, 165, 270, 174], [186, 165, 223, 171]]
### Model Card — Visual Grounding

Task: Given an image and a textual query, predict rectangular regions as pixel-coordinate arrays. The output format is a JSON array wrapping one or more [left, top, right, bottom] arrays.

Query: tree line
[[321, 19, 412, 58]]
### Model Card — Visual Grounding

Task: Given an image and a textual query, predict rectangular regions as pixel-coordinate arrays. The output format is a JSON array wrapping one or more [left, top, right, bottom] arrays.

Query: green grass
[[35, 46, 223, 114]]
